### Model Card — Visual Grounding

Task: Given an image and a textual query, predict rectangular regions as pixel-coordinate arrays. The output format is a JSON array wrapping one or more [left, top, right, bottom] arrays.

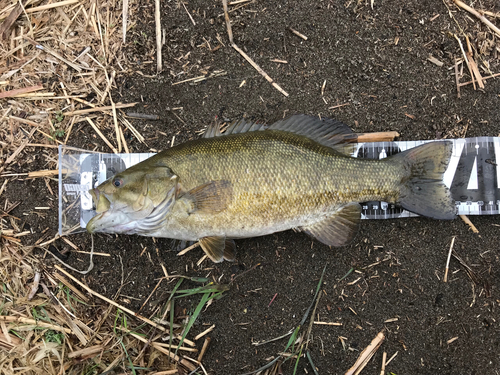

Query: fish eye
[[113, 178, 124, 188]]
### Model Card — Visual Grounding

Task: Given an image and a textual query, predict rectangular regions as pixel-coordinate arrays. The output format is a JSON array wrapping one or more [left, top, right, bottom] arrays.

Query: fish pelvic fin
[[199, 236, 236, 263], [185, 180, 233, 213], [392, 141, 456, 220], [300, 203, 361, 247]]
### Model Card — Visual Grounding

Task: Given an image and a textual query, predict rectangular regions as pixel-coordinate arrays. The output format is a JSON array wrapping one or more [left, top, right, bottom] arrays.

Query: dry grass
[[0, 0, 203, 374]]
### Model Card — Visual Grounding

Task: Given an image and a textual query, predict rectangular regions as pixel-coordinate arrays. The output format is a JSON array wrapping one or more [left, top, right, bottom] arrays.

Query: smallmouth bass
[[87, 115, 456, 262]]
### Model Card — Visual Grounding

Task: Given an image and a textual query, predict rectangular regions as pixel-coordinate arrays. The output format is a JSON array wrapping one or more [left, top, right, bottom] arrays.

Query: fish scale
[[150, 131, 399, 235]]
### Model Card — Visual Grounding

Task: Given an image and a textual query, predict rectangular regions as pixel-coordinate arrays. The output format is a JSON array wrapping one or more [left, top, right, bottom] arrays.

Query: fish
[[86, 114, 456, 262]]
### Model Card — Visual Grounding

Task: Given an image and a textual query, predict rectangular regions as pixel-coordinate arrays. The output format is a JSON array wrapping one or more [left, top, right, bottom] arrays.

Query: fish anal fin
[[300, 203, 361, 247], [187, 180, 232, 213], [200, 236, 235, 263], [223, 239, 236, 261]]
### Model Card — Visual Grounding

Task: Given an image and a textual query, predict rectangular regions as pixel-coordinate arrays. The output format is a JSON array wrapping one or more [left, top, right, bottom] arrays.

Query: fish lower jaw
[[87, 211, 140, 234]]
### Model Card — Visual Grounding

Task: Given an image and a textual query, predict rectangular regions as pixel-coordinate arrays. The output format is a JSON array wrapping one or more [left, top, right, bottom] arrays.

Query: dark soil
[[11, 0, 500, 374]]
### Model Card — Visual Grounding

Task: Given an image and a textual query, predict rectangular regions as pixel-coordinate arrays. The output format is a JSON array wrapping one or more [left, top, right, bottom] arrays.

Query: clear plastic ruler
[[352, 137, 500, 219], [58, 137, 500, 235]]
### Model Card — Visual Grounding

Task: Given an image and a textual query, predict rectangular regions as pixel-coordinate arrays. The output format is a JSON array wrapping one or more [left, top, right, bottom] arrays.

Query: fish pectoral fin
[[186, 180, 232, 213], [300, 203, 361, 247], [199, 236, 236, 263]]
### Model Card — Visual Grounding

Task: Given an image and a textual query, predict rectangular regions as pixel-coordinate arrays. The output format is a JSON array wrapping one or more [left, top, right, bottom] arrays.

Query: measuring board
[[58, 137, 500, 235]]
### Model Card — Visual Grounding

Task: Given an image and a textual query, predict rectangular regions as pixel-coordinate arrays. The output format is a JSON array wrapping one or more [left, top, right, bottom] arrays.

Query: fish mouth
[[86, 187, 112, 233]]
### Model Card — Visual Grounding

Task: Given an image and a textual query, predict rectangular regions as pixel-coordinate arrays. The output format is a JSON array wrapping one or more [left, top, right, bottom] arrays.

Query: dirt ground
[[9, 0, 500, 374]]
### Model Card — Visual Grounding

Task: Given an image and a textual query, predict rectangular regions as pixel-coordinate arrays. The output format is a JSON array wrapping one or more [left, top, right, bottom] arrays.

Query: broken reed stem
[[0, 315, 72, 334], [459, 215, 479, 233], [0, 84, 43, 98], [194, 324, 215, 341], [85, 117, 118, 154], [453, 0, 500, 38], [465, 35, 484, 89], [177, 242, 200, 256], [122, 0, 129, 43], [54, 265, 173, 333], [454, 35, 475, 90], [109, 96, 122, 152], [155, 0, 162, 72], [117, 327, 197, 371], [221, 0, 288, 97], [197, 337, 211, 362], [454, 57, 461, 98], [459, 72, 500, 87], [345, 331, 385, 375], [63, 102, 137, 116], [25, 0, 80, 13], [380, 351, 387, 375], [444, 236, 456, 283]]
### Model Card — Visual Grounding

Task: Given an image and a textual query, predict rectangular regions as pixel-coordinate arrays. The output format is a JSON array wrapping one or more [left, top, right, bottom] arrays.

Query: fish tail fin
[[391, 141, 456, 219]]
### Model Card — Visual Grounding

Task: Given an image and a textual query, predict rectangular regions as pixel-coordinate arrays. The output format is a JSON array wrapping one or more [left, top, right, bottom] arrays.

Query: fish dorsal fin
[[203, 118, 266, 138], [269, 114, 357, 152], [202, 122, 222, 138], [185, 180, 233, 213], [199, 236, 235, 263], [202, 115, 356, 153], [300, 203, 361, 247]]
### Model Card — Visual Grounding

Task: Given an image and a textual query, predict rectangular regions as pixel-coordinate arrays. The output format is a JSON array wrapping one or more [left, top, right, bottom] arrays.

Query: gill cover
[[86, 165, 179, 233]]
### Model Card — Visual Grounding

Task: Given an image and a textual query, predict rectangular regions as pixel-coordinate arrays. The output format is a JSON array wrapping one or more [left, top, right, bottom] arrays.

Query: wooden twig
[[289, 27, 307, 40], [222, 0, 288, 97], [181, 1, 196, 26], [356, 131, 399, 143], [459, 215, 479, 233], [453, 0, 500, 38], [444, 236, 456, 283], [427, 55, 444, 67], [328, 102, 350, 110]]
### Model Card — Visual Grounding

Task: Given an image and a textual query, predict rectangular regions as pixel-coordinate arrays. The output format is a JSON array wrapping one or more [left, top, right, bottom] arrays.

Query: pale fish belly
[[143, 198, 346, 241]]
